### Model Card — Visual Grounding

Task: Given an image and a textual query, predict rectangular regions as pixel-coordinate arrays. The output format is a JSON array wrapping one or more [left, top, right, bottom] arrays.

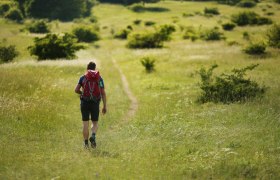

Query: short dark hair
[[87, 62, 96, 70]]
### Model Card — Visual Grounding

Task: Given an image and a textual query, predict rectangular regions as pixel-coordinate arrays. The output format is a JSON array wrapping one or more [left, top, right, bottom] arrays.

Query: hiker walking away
[[75, 62, 107, 148]]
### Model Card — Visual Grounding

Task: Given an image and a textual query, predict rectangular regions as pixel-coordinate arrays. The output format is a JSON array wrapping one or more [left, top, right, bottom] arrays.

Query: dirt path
[[112, 58, 138, 122]]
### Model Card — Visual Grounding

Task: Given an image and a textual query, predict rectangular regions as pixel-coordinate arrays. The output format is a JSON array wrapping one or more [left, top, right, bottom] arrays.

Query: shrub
[[145, 21, 156, 26], [156, 24, 176, 41], [4, 8, 23, 22], [198, 64, 266, 103], [127, 32, 162, 48], [275, 0, 280, 3], [182, 13, 194, 17], [267, 24, 280, 48], [257, 17, 272, 25], [0, 45, 19, 62], [183, 26, 199, 41], [201, 28, 225, 41], [0, 3, 11, 16], [231, 11, 272, 26], [127, 24, 175, 48], [133, 19, 141, 25], [204, 7, 220, 15], [89, 15, 98, 23], [28, 33, 84, 60], [237, 0, 256, 8], [27, 20, 50, 33], [243, 42, 266, 55], [218, 0, 241, 5], [243, 31, 250, 40], [114, 29, 131, 39], [130, 4, 145, 12], [140, 57, 155, 73], [266, 12, 274, 16], [72, 26, 99, 43], [222, 22, 236, 31]]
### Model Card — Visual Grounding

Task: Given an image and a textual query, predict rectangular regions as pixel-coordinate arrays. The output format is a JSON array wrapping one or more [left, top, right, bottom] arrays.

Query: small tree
[[4, 8, 24, 22], [0, 45, 19, 62], [72, 26, 99, 43], [267, 24, 280, 48], [198, 64, 266, 103], [201, 28, 225, 41], [27, 20, 50, 33], [0, 3, 11, 16], [127, 24, 175, 48], [141, 56, 155, 73], [243, 42, 266, 55], [183, 26, 199, 41], [204, 7, 220, 15], [237, 0, 256, 8], [114, 29, 131, 39], [28, 33, 84, 60], [222, 22, 236, 31], [231, 11, 272, 26]]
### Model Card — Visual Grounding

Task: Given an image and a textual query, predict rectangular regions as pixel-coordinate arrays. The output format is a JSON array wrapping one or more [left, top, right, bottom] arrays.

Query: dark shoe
[[89, 136, 96, 148], [84, 144, 89, 149]]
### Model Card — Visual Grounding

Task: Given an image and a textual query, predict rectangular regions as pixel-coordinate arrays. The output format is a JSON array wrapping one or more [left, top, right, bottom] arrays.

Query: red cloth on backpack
[[82, 70, 101, 101]]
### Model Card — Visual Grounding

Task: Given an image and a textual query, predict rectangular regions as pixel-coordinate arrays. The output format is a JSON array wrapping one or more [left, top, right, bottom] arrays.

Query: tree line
[[14, 0, 94, 21]]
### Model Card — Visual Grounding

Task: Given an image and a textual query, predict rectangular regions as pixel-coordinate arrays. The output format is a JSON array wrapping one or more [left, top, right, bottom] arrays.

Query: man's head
[[87, 62, 96, 70]]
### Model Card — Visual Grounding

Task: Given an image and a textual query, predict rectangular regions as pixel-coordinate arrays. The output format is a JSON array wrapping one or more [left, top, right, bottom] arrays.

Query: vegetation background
[[0, 0, 280, 179]]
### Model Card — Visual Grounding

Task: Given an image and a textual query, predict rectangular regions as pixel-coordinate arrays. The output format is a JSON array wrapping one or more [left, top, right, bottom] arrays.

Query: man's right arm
[[101, 88, 107, 114]]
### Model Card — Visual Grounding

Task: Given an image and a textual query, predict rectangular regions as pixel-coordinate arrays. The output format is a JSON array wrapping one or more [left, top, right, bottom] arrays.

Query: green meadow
[[1, 0, 280, 179]]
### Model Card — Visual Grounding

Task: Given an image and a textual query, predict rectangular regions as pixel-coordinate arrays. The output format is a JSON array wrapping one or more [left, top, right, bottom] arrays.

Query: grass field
[[1, 0, 280, 179]]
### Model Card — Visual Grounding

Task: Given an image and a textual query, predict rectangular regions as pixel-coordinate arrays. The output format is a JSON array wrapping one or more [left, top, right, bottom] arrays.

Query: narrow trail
[[112, 58, 138, 122]]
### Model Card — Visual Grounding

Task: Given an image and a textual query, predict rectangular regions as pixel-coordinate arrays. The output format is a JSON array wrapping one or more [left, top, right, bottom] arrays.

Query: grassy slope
[[1, 0, 280, 179]]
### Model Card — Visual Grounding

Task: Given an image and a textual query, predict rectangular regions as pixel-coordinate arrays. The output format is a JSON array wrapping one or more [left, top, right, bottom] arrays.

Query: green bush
[[127, 32, 162, 48], [145, 21, 156, 26], [222, 22, 236, 31], [28, 33, 84, 60], [266, 12, 274, 16], [231, 11, 272, 26], [127, 24, 175, 48], [133, 19, 141, 25], [237, 0, 256, 8], [27, 20, 50, 33], [243, 42, 266, 55], [114, 29, 131, 39], [257, 17, 273, 25], [130, 4, 145, 12], [243, 31, 250, 40], [267, 24, 280, 48], [275, 0, 280, 3], [183, 26, 199, 41], [198, 64, 266, 103], [201, 28, 225, 41], [0, 45, 19, 62], [156, 24, 176, 41], [204, 7, 220, 15], [218, 0, 241, 5], [72, 26, 99, 43], [182, 13, 194, 17], [89, 15, 98, 23], [4, 8, 24, 22], [0, 3, 11, 16], [140, 56, 155, 73]]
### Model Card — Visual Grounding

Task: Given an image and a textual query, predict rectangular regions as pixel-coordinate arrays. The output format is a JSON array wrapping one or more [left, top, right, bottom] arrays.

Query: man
[[75, 62, 107, 148]]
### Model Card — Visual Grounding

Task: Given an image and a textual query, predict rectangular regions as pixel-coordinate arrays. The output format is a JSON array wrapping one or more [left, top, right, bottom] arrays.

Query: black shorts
[[80, 100, 100, 121]]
